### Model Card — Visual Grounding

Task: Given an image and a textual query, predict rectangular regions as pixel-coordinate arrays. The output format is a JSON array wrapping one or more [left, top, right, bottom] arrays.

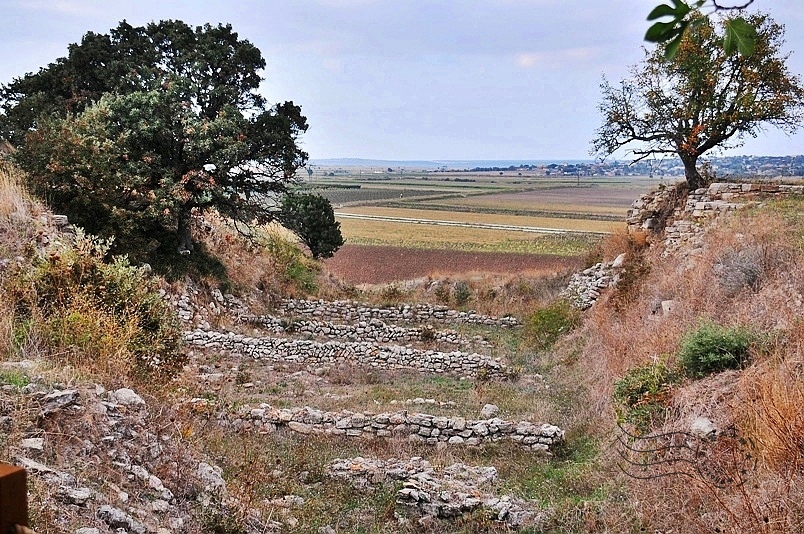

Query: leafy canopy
[[279, 193, 344, 260], [646, 0, 757, 58], [594, 12, 804, 190], [0, 20, 308, 265]]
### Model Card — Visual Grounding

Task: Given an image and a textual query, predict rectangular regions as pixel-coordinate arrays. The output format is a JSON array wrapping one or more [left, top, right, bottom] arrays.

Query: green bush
[[613, 360, 676, 432], [262, 232, 319, 295], [523, 300, 581, 351], [678, 320, 755, 378], [20, 230, 183, 381], [452, 280, 473, 306]]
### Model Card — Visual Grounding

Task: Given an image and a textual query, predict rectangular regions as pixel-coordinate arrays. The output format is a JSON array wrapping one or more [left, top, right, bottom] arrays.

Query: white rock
[[480, 404, 499, 419], [690, 417, 717, 438], [110, 388, 145, 407], [21, 438, 44, 451], [197, 462, 227, 494]]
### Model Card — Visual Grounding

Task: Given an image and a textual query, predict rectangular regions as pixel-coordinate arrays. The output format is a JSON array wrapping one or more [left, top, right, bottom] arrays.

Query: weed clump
[[613, 360, 676, 431], [452, 280, 473, 306], [262, 231, 320, 296], [523, 299, 580, 352], [11, 230, 183, 382], [678, 321, 755, 378]]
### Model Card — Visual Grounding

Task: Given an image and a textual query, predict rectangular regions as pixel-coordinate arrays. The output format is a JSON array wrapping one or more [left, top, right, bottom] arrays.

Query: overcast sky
[[2, 0, 804, 161]]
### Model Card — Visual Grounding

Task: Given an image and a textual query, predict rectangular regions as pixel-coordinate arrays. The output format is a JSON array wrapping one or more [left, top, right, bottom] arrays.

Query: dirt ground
[[324, 244, 583, 284]]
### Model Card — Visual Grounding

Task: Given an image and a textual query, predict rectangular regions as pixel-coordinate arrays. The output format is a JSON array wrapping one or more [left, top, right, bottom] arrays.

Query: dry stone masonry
[[327, 456, 546, 529], [561, 253, 625, 310], [185, 329, 510, 379], [628, 181, 804, 241], [276, 298, 521, 328], [0, 378, 232, 533], [215, 403, 564, 452], [240, 314, 491, 348], [567, 181, 804, 308]]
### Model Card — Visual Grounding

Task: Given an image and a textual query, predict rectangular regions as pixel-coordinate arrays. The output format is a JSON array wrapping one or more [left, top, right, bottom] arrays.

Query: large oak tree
[[0, 20, 308, 259], [593, 12, 804, 189]]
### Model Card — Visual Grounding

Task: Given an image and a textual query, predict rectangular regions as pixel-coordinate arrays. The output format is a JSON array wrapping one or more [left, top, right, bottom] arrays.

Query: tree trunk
[[177, 209, 194, 254], [681, 154, 706, 190]]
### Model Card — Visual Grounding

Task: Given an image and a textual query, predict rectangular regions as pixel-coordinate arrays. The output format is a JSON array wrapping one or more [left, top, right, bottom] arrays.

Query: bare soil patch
[[325, 244, 583, 284]]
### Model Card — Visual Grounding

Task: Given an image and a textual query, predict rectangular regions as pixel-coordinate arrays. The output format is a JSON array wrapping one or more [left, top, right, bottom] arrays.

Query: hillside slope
[[2, 160, 803, 533]]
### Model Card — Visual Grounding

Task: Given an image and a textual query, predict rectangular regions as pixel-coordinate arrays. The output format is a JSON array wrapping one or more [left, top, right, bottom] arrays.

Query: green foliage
[[262, 232, 319, 295], [18, 230, 184, 381], [523, 300, 581, 352], [614, 360, 676, 432], [646, 1, 757, 59], [1, 20, 308, 268], [0, 370, 29, 388], [597, 11, 804, 190], [279, 193, 344, 259], [678, 320, 755, 378], [452, 280, 473, 307]]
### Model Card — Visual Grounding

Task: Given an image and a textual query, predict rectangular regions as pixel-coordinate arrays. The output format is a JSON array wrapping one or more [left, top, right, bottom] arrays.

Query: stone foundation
[[184, 330, 510, 379]]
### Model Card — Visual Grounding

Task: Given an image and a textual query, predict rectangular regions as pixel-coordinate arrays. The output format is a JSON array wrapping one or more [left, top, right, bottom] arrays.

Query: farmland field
[[335, 214, 601, 255], [420, 181, 656, 216], [337, 206, 620, 233], [298, 173, 662, 281], [325, 244, 582, 284]]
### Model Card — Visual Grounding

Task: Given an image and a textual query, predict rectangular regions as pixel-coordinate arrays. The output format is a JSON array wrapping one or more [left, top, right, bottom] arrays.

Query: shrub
[[523, 299, 580, 352], [262, 232, 319, 295], [379, 284, 404, 305], [678, 320, 755, 378], [714, 246, 765, 295], [432, 281, 451, 304], [613, 360, 676, 432], [452, 280, 473, 306], [17, 230, 183, 382]]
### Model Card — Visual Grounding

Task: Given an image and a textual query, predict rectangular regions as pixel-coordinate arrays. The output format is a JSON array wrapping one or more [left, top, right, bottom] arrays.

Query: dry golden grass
[[575, 198, 804, 532], [737, 354, 804, 471], [0, 161, 35, 219]]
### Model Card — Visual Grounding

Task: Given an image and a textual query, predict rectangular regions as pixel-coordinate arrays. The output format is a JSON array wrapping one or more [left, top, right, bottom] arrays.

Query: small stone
[[197, 462, 227, 494], [110, 388, 145, 407], [97, 505, 146, 534], [40, 389, 79, 416], [611, 252, 627, 269], [288, 421, 313, 434], [58, 486, 92, 506], [480, 404, 499, 419], [21, 438, 44, 451], [690, 417, 717, 438]]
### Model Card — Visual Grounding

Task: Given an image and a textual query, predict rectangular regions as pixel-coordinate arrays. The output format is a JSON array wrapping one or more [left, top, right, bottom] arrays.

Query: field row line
[[334, 212, 612, 235]]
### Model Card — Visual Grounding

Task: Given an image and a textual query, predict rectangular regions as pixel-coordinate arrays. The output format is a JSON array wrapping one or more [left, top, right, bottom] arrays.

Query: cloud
[[14, 0, 103, 17], [515, 47, 599, 69]]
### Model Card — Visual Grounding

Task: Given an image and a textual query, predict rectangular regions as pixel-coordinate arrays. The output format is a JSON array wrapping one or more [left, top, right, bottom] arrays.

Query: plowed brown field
[[325, 244, 583, 285]]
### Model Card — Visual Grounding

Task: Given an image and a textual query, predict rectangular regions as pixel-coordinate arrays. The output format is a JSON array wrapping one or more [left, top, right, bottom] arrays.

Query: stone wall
[[215, 403, 564, 453], [566, 181, 804, 309], [327, 457, 545, 528], [276, 298, 520, 328], [627, 181, 804, 234], [184, 330, 510, 379], [241, 314, 490, 348], [561, 254, 625, 309]]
